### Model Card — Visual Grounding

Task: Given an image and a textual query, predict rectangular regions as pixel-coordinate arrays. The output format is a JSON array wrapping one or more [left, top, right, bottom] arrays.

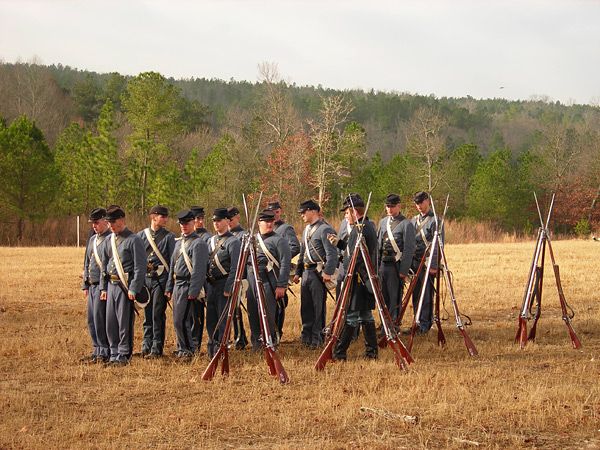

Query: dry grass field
[[1, 241, 599, 449]]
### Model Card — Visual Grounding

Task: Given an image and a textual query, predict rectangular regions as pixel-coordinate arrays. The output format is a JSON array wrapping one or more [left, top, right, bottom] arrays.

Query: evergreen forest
[[0, 61, 599, 243]]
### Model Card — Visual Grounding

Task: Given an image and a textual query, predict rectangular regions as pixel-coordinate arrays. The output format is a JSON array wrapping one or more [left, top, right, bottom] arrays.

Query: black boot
[[333, 323, 357, 361], [360, 322, 378, 359]]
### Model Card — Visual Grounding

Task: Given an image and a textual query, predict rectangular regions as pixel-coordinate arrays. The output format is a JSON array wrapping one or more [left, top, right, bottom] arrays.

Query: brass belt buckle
[[304, 263, 310, 269]]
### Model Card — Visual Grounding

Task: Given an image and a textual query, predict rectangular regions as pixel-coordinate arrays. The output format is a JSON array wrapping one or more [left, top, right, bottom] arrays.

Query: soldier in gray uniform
[[137, 205, 176, 358], [81, 208, 112, 363], [190, 206, 212, 354], [100, 206, 147, 366], [164, 210, 209, 359], [327, 194, 379, 360], [266, 200, 300, 338], [377, 194, 415, 323], [293, 200, 338, 349], [246, 209, 291, 350], [206, 208, 241, 358], [227, 205, 249, 350], [409, 190, 444, 334]]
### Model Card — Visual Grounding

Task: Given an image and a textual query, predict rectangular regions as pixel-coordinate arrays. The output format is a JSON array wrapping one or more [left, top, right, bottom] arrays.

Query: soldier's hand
[[327, 233, 340, 246], [429, 268, 437, 275], [188, 295, 197, 300], [293, 275, 300, 284], [224, 292, 231, 297], [100, 291, 107, 301], [165, 292, 172, 299], [322, 273, 332, 282], [128, 292, 136, 301], [84, 289, 89, 296], [275, 286, 286, 299], [399, 273, 406, 279]]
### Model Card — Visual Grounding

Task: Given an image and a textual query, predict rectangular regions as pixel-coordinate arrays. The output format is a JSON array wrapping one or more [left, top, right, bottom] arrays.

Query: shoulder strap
[[111, 233, 129, 286], [257, 233, 280, 271], [177, 236, 198, 273], [303, 222, 323, 264], [92, 234, 106, 268], [415, 215, 431, 245], [386, 216, 404, 262], [144, 228, 170, 271]]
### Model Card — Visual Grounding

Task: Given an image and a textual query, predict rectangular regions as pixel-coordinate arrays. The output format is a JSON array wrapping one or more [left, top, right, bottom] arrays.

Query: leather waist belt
[[86, 280, 100, 286], [304, 263, 318, 269], [173, 274, 190, 281], [208, 274, 227, 283]]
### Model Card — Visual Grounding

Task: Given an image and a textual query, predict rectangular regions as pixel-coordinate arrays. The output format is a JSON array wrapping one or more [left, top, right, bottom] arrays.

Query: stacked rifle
[[380, 195, 478, 357], [315, 193, 414, 372], [202, 193, 289, 384], [515, 193, 581, 350]]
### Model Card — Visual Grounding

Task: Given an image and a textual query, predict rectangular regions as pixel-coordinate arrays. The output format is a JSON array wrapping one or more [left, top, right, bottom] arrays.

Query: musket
[[431, 196, 478, 356], [433, 248, 446, 348], [314, 192, 373, 371], [248, 234, 289, 383], [406, 196, 449, 352], [344, 194, 413, 370], [526, 192, 549, 342], [201, 192, 262, 381]]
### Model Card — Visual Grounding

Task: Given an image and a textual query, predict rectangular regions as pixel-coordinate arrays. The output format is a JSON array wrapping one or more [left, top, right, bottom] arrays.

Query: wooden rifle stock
[[202, 234, 250, 381], [248, 236, 289, 383], [359, 240, 412, 369], [434, 251, 446, 348], [547, 241, 582, 349], [314, 245, 359, 371]]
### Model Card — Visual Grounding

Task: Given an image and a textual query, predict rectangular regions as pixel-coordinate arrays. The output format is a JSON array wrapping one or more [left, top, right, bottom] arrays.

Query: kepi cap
[[341, 193, 364, 211], [385, 194, 401, 206], [266, 200, 282, 210], [106, 206, 125, 222], [226, 206, 240, 217], [176, 209, 195, 224], [212, 208, 230, 221], [190, 206, 205, 217], [88, 208, 106, 222], [258, 209, 276, 222], [414, 191, 429, 204], [298, 200, 320, 213], [149, 205, 169, 216]]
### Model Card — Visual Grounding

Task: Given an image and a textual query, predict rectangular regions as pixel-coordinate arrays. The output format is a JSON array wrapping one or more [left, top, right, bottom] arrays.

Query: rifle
[[314, 192, 373, 371], [202, 193, 261, 381], [247, 229, 289, 383], [351, 197, 413, 370], [516, 193, 581, 349], [407, 195, 478, 356]]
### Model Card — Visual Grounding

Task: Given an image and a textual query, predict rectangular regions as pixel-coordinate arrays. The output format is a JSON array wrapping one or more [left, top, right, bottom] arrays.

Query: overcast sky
[[1, 0, 598, 105]]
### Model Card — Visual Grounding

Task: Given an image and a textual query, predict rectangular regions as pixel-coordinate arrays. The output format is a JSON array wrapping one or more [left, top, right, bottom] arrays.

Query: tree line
[[0, 61, 599, 243]]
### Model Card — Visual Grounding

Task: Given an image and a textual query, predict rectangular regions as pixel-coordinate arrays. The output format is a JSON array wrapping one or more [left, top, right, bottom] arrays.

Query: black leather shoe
[[80, 354, 95, 362]]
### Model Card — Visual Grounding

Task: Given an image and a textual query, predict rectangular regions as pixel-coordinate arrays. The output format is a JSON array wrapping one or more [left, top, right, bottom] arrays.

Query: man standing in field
[[164, 210, 209, 359], [409, 191, 444, 335], [377, 194, 415, 323], [190, 206, 212, 354], [227, 205, 249, 350], [206, 208, 241, 358], [81, 208, 112, 363], [246, 209, 291, 350], [137, 205, 175, 359], [293, 200, 338, 349], [100, 206, 147, 366], [327, 194, 379, 360], [266, 200, 300, 339]]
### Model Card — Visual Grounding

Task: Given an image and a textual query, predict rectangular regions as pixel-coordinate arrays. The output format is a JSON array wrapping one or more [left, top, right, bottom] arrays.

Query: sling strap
[[386, 215, 404, 262], [257, 233, 280, 272], [208, 234, 230, 276], [144, 228, 169, 272]]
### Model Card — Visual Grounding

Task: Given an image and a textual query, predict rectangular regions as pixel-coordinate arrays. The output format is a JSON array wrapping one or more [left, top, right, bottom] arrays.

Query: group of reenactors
[[81, 191, 442, 367]]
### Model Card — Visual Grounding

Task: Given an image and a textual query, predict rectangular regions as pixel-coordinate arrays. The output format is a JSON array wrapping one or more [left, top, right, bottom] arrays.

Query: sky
[[1, 0, 599, 105]]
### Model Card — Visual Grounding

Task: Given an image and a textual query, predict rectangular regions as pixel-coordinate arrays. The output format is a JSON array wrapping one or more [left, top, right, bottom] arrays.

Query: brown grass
[[1, 241, 599, 449]]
